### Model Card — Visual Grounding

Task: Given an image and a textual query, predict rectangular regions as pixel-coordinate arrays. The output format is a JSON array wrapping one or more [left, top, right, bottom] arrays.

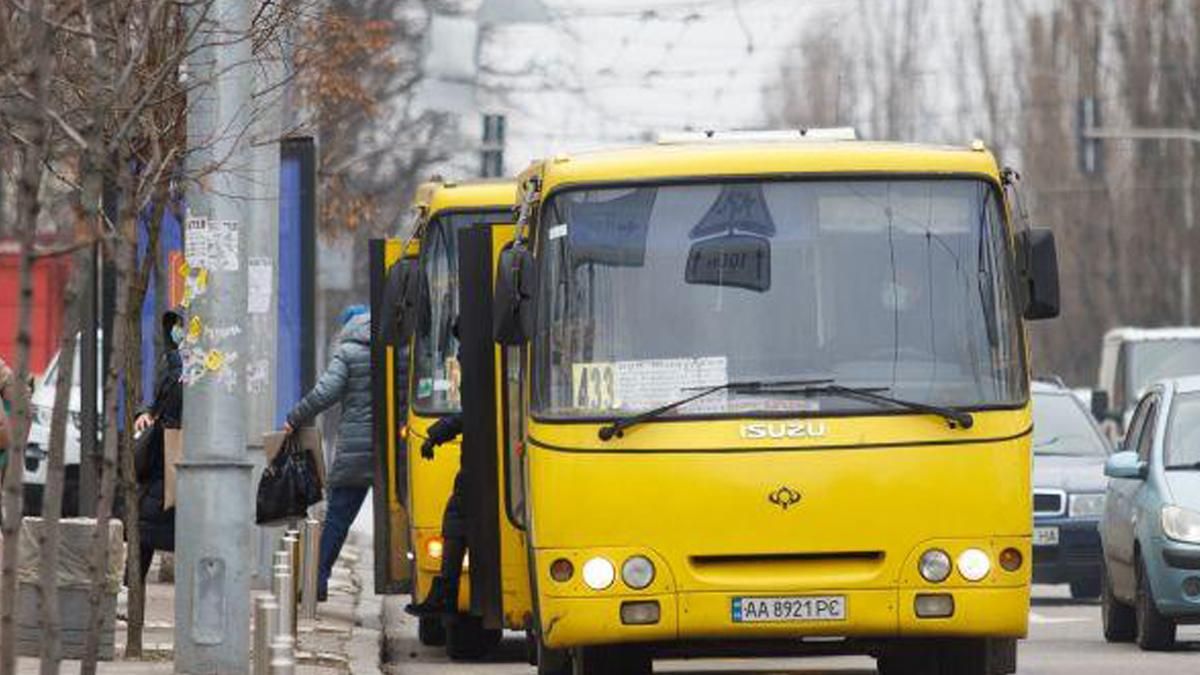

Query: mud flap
[[456, 225, 504, 629]]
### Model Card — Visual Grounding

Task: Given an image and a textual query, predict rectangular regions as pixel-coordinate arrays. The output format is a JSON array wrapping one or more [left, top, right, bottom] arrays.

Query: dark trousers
[[318, 485, 369, 594]]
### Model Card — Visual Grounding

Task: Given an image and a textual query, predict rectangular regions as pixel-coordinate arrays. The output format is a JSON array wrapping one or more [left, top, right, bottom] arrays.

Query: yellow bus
[[396, 179, 535, 657], [491, 134, 1061, 675]]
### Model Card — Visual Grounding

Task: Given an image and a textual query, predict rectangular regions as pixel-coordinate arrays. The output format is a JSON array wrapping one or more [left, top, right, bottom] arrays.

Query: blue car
[[1100, 376, 1200, 650], [1031, 381, 1111, 598]]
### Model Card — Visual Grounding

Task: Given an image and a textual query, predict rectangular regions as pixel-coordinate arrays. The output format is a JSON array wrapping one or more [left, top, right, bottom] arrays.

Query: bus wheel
[[445, 614, 490, 661], [536, 638, 571, 675], [571, 645, 651, 675], [876, 641, 938, 675], [417, 616, 446, 647]]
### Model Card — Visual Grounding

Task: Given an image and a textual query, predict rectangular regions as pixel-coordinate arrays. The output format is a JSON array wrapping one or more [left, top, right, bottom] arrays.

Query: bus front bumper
[[539, 586, 1029, 649]]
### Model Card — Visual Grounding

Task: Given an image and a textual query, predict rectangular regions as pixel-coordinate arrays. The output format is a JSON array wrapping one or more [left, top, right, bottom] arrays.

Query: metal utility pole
[[1083, 126, 1200, 324], [177, 0, 254, 671], [245, 4, 286, 590]]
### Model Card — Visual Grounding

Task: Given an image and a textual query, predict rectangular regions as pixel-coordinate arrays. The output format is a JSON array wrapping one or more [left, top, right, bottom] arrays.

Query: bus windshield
[[532, 178, 1027, 419], [412, 210, 512, 415]]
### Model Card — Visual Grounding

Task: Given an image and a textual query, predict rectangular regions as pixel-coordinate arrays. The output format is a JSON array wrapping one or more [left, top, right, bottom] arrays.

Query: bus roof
[[426, 179, 516, 216], [1103, 326, 1200, 344], [521, 140, 1002, 195]]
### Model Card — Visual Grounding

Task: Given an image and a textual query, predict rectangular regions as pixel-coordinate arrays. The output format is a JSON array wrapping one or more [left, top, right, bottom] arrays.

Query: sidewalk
[[15, 533, 383, 674]]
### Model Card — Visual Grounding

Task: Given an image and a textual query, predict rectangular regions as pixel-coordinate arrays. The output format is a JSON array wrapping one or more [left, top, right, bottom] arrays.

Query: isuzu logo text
[[740, 421, 828, 439]]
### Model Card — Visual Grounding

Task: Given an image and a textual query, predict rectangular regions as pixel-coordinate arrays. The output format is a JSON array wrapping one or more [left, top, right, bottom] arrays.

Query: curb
[[346, 532, 385, 674]]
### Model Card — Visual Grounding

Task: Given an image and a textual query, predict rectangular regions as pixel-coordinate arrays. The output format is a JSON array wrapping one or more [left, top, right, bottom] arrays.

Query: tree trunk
[[80, 169, 137, 675], [36, 249, 89, 675], [0, 1, 50, 673], [119, 190, 166, 659]]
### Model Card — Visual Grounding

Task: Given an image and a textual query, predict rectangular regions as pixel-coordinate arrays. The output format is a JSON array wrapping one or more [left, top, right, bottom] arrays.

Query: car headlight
[[918, 549, 952, 583], [1161, 505, 1200, 544], [621, 556, 655, 590], [582, 557, 615, 590], [957, 548, 991, 582], [1068, 493, 1105, 518]]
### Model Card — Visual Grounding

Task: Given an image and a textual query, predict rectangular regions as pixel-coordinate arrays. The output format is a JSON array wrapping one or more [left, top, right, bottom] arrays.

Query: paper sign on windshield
[[572, 356, 728, 412]]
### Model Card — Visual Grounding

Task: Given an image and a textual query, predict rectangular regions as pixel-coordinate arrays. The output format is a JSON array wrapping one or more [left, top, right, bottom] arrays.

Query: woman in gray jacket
[[285, 304, 373, 600]]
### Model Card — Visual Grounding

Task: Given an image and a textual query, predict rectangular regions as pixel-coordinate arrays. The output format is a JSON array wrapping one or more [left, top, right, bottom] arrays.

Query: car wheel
[[1134, 556, 1176, 651], [1101, 566, 1136, 643], [1069, 577, 1101, 600]]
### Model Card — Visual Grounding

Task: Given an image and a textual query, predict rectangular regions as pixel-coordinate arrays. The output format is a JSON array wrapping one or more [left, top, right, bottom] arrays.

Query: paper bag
[[163, 429, 184, 509], [263, 427, 325, 484]]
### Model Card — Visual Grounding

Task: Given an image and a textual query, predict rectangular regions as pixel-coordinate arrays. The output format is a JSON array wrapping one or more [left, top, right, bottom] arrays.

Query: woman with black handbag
[[132, 310, 184, 581]]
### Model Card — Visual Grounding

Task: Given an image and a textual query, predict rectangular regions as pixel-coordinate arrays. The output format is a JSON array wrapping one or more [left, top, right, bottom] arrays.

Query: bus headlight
[[426, 537, 443, 560], [918, 549, 952, 583], [582, 557, 615, 590], [1162, 505, 1200, 544], [621, 556, 655, 590], [1068, 493, 1105, 518], [957, 548, 991, 582]]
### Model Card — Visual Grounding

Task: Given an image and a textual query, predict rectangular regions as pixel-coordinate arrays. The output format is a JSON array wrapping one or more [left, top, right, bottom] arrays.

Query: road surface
[[382, 586, 1200, 674]]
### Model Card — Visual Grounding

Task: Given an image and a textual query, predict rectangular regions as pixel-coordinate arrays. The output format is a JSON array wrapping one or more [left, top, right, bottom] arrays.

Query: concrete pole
[[177, 0, 255, 671], [246, 2, 286, 590], [1183, 146, 1194, 326]]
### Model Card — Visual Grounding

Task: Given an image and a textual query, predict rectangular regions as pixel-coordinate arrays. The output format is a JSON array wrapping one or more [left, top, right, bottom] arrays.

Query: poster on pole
[[184, 217, 210, 268], [247, 257, 273, 314], [213, 220, 240, 271]]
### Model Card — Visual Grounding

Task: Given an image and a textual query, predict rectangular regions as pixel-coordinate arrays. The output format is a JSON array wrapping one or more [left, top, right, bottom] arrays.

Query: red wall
[[0, 252, 71, 374]]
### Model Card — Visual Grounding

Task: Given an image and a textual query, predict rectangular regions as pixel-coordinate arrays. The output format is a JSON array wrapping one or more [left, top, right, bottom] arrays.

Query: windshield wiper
[[596, 378, 833, 441], [596, 378, 972, 441], [756, 383, 974, 430], [1165, 461, 1200, 471]]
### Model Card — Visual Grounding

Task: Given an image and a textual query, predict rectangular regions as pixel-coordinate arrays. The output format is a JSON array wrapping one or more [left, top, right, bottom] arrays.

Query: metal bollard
[[272, 550, 294, 640], [253, 594, 279, 675], [300, 517, 322, 620], [282, 529, 300, 635], [268, 633, 296, 675]]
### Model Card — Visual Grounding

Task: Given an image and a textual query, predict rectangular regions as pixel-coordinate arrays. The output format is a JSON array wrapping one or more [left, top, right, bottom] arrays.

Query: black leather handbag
[[255, 433, 323, 525]]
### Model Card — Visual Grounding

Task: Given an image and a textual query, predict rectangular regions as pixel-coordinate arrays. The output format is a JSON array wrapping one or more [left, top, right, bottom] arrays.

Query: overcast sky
[[463, 0, 822, 172]]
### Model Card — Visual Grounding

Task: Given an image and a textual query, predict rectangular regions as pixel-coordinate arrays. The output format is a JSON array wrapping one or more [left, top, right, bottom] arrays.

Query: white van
[[1095, 327, 1200, 436], [23, 337, 102, 516]]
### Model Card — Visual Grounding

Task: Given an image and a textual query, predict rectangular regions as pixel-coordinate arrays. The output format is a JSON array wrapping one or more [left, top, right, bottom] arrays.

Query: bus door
[[370, 237, 419, 594], [456, 221, 533, 634]]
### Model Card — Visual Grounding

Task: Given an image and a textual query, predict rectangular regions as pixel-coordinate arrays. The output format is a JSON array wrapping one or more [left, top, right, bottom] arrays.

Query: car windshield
[[532, 178, 1027, 419], [1032, 391, 1108, 456], [1166, 392, 1200, 467], [1127, 340, 1200, 404], [411, 210, 512, 415]]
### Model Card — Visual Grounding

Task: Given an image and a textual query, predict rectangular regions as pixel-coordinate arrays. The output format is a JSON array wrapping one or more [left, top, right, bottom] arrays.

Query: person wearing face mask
[[132, 310, 184, 581]]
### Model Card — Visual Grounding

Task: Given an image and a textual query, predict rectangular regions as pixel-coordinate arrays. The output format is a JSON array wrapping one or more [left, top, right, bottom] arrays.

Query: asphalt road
[[382, 586, 1200, 674]]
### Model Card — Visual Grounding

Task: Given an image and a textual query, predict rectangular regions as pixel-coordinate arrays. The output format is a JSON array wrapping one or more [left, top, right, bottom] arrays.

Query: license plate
[[1033, 526, 1060, 546], [732, 595, 846, 623]]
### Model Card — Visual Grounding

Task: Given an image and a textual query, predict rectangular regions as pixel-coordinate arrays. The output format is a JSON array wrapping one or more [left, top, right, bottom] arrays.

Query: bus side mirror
[[1017, 228, 1060, 320], [385, 258, 420, 344], [1090, 390, 1110, 423], [494, 245, 536, 345]]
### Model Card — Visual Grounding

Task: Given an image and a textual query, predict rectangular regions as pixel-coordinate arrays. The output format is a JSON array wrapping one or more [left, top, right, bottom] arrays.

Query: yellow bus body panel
[[518, 141, 1031, 649], [402, 180, 523, 619]]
